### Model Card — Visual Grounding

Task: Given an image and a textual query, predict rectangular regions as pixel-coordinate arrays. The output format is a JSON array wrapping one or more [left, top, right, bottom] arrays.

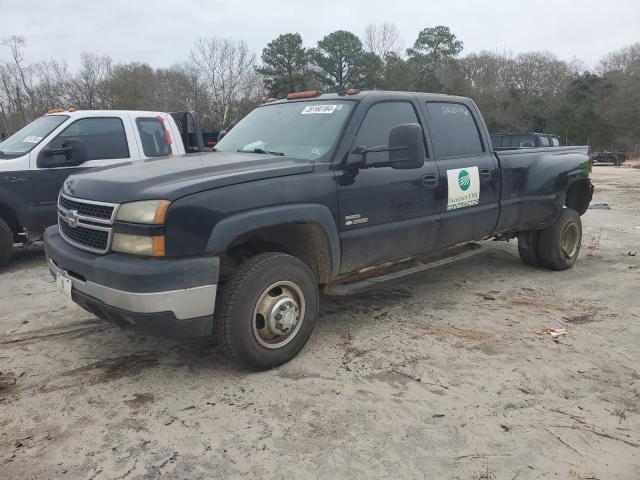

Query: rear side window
[[540, 136, 551, 147], [515, 135, 535, 148], [551, 137, 560, 147], [425, 103, 484, 158], [136, 118, 170, 157], [49, 117, 129, 161], [356, 102, 422, 163]]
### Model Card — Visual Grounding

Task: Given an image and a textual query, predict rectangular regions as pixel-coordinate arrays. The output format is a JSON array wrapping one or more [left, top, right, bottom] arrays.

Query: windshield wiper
[[237, 148, 285, 156]]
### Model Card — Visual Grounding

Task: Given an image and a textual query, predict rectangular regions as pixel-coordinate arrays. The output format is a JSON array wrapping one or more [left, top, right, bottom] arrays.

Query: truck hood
[[63, 151, 315, 203]]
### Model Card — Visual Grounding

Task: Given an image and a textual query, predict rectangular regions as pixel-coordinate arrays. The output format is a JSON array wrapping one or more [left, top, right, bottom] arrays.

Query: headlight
[[116, 200, 170, 224], [112, 233, 165, 256]]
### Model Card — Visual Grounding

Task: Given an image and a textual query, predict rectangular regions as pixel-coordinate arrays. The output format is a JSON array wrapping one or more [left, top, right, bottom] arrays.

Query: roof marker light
[[286, 90, 321, 100], [338, 88, 360, 96]]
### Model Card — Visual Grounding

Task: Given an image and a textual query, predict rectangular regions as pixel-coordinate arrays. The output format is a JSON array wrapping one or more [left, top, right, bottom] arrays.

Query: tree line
[[1, 25, 638, 153]]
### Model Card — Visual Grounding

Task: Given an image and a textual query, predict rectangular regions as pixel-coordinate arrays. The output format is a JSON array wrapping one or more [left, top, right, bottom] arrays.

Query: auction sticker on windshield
[[301, 105, 338, 114], [447, 166, 480, 211]]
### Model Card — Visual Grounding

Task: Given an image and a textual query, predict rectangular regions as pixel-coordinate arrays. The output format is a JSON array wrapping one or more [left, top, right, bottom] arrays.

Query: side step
[[324, 243, 483, 296]]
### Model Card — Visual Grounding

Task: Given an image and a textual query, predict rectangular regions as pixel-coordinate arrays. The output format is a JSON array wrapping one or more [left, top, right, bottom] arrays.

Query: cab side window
[[425, 102, 484, 158], [48, 117, 129, 163], [136, 118, 170, 157], [356, 102, 423, 164], [540, 135, 551, 147]]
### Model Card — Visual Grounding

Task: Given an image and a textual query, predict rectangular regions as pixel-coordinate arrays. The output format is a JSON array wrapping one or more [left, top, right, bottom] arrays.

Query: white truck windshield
[[0, 115, 68, 158]]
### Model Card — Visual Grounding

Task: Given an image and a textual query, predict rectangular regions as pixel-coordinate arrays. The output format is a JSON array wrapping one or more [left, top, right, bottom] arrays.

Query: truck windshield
[[215, 100, 354, 161], [0, 115, 68, 158]]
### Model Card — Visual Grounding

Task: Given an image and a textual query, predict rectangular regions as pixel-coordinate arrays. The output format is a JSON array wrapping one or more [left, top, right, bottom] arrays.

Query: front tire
[[0, 218, 13, 270], [215, 252, 319, 370], [538, 208, 582, 271]]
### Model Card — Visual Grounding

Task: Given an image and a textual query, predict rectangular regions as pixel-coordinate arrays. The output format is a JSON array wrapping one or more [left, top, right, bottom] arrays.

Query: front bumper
[[44, 226, 219, 338]]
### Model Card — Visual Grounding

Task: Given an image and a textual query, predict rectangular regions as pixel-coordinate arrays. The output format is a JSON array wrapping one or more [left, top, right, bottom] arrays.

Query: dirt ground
[[1, 165, 639, 479]]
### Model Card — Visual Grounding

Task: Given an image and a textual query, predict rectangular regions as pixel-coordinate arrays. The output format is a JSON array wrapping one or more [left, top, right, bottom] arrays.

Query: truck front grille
[[59, 220, 110, 252], [59, 194, 115, 221], [57, 194, 119, 254]]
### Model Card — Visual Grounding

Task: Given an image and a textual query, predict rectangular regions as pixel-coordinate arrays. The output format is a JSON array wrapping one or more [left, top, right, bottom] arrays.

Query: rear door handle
[[422, 174, 438, 188], [480, 169, 492, 179]]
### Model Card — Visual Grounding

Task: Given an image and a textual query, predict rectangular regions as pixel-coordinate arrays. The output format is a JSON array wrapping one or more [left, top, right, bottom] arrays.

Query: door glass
[[551, 137, 560, 147], [48, 117, 129, 164], [356, 102, 422, 163], [425, 103, 484, 157], [136, 118, 171, 157], [540, 135, 551, 147]]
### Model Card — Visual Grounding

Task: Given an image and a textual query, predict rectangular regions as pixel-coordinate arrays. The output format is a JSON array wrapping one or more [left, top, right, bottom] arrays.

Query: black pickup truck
[[44, 90, 593, 369]]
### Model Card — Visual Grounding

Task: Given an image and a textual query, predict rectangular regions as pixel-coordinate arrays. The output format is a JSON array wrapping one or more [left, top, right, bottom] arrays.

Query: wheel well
[[220, 222, 333, 284], [0, 203, 20, 236], [565, 180, 592, 216]]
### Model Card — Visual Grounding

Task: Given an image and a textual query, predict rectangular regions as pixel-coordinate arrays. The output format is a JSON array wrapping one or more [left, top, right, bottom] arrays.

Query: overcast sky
[[1, 0, 638, 70]]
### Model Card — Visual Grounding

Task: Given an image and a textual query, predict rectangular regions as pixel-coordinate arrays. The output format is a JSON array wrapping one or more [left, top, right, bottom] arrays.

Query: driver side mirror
[[37, 138, 88, 168], [347, 123, 425, 170]]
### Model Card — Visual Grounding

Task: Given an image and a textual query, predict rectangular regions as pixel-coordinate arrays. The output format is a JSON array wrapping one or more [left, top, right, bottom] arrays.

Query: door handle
[[480, 169, 492, 179], [422, 174, 438, 188]]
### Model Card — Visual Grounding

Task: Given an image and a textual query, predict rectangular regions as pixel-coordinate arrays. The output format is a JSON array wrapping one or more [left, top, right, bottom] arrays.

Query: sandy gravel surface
[[1, 166, 639, 479]]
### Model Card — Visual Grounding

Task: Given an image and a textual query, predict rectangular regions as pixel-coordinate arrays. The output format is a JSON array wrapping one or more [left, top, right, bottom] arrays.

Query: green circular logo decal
[[458, 170, 471, 191]]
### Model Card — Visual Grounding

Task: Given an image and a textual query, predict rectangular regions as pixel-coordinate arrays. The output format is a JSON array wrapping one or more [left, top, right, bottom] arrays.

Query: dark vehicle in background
[[591, 151, 626, 166], [491, 132, 562, 150], [44, 90, 593, 370]]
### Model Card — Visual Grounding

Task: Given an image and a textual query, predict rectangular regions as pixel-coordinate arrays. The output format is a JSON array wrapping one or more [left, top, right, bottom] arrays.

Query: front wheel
[[538, 208, 582, 271], [215, 252, 319, 370]]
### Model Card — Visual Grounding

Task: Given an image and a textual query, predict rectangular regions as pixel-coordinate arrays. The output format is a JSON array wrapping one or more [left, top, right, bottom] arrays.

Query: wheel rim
[[560, 222, 580, 259], [252, 281, 305, 350]]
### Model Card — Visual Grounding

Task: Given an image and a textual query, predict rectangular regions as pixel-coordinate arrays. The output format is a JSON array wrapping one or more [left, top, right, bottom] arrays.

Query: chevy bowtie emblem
[[64, 209, 80, 228]]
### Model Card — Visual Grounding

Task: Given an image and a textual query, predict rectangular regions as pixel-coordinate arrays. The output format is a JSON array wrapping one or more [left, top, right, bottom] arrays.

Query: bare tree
[[598, 43, 640, 75], [363, 23, 403, 60], [68, 52, 113, 109], [33, 59, 71, 111], [190, 38, 261, 129], [0, 35, 35, 126], [1, 36, 35, 102]]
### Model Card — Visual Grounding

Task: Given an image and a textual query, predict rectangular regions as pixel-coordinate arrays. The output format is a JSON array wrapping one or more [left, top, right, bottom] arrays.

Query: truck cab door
[[422, 101, 500, 247], [335, 100, 440, 274], [31, 116, 134, 228]]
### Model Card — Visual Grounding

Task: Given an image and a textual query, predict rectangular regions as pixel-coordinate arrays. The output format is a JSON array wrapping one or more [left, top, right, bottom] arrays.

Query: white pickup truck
[[0, 109, 209, 268]]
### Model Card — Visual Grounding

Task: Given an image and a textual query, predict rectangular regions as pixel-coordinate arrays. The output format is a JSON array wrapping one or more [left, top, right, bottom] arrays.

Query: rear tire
[[538, 208, 582, 271], [0, 218, 13, 270], [215, 252, 319, 370], [517, 230, 541, 267]]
